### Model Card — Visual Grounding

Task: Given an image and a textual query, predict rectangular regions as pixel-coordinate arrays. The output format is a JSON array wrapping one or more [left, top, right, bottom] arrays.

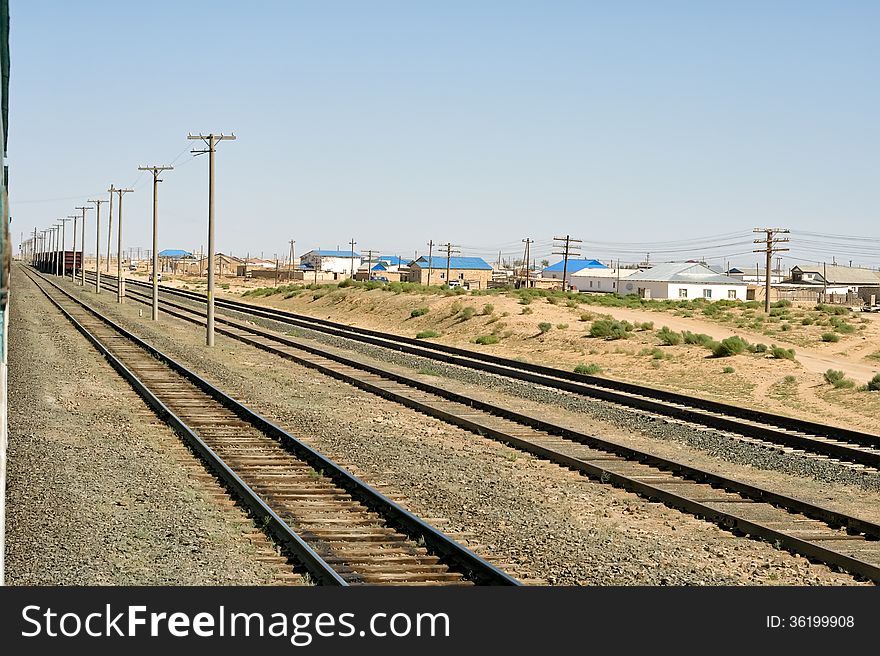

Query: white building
[[617, 262, 748, 301], [300, 249, 362, 275], [570, 267, 643, 293], [542, 258, 608, 288]]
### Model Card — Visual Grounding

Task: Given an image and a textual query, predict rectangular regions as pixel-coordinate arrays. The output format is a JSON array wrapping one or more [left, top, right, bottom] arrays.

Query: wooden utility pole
[[288, 240, 295, 282], [440, 243, 460, 286], [76, 206, 94, 287], [57, 218, 71, 277], [89, 199, 107, 293], [364, 249, 374, 280], [553, 234, 582, 292], [106, 185, 115, 272], [348, 239, 357, 277], [753, 227, 790, 312], [521, 238, 533, 287], [188, 132, 236, 346], [138, 165, 173, 320], [113, 188, 134, 303], [426, 240, 434, 286]]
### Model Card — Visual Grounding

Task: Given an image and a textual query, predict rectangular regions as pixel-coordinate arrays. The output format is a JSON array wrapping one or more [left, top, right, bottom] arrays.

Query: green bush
[[410, 307, 429, 318], [783, 375, 797, 384], [833, 321, 855, 334], [589, 319, 631, 340], [754, 343, 768, 353], [824, 369, 855, 389], [579, 312, 593, 322], [475, 334, 500, 345], [712, 336, 750, 358], [482, 303, 494, 315], [538, 322, 552, 333], [867, 374, 880, 392], [657, 326, 682, 346], [816, 303, 849, 315], [415, 330, 440, 339], [821, 332, 840, 343], [771, 299, 792, 308], [722, 366, 735, 374], [771, 345, 796, 360], [574, 363, 603, 375], [521, 306, 533, 315], [681, 331, 715, 347], [459, 306, 476, 320]]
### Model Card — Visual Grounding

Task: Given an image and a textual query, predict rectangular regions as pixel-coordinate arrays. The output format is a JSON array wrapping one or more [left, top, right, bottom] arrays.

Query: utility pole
[[521, 238, 533, 287], [753, 228, 790, 313], [426, 240, 434, 286], [288, 239, 295, 282], [70, 214, 80, 282], [348, 239, 357, 277], [441, 242, 460, 286], [188, 132, 236, 346], [58, 218, 71, 277], [89, 199, 107, 293], [364, 249, 374, 280], [113, 187, 134, 303], [106, 185, 114, 272], [138, 165, 173, 320], [76, 206, 93, 286], [553, 234, 582, 292]]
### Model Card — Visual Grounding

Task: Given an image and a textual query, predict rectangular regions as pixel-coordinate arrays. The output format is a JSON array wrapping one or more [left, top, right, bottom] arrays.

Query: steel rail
[[85, 271, 880, 468], [26, 266, 519, 586], [106, 274, 880, 450], [73, 270, 880, 582]]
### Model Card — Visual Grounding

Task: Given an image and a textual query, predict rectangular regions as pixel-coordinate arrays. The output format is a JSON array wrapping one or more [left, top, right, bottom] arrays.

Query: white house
[[617, 262, 748, 301], [300, 249, 362, 275], [790, 264, 880, 293], [570, 267, 643, 293]]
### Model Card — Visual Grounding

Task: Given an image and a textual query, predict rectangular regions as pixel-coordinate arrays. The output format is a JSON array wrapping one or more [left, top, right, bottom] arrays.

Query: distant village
[[143, 247, 880, 307]]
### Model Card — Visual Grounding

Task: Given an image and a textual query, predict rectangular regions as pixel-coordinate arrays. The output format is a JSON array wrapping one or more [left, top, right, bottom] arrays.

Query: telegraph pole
[[348, 239, 357, 277], [58, 218, 71, 277], [188, 132, 236, 346], [426, 240, 434, 286], [89, 199, 107, 293], [753, 228, 790, 313], [106, 185, 115, 272], [138, 165, 174, 320], [521, 238, 533, 287], [76, 206, 93, 286], [553, 234, 582, 292], [288, 239, 295, 282], [114, 188, 134, 302], [70, 214, 80, 281], [441, 242, 460, 286]]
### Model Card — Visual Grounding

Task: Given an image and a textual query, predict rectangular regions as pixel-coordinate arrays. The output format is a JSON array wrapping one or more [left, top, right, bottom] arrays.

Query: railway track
[[69, 267, 880, 582], [86, 269, 880, 472], [23, 266, 519, 586]]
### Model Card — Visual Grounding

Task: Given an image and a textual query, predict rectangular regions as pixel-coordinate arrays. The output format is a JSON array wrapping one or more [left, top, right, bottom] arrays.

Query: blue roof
[[158, 249, 193, 258], [414, 256, 492, 270], [378, 255, 405, 266], [307, 249, 361, 258], [543, 258, 607, 273], [371, 263, 387, 271]]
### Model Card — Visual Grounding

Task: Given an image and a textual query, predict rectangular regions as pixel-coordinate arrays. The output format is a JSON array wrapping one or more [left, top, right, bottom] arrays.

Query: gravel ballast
[[5, 270, 299, 585], [51, 273, 872, 586]]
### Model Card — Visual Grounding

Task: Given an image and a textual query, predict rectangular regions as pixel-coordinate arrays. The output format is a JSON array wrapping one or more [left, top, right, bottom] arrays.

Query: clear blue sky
[[9, 1, 880, 268]]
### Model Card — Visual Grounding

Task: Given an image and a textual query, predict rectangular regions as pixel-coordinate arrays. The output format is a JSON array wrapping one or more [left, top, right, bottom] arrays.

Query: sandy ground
[[45, 268, 872, 586]]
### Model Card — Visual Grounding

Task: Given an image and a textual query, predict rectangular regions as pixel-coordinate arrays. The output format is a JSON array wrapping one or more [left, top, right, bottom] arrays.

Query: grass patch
[[475, 334, 500, 345], [556, 323, 569, 330], [820, 332, 840, 343], [771, 345, 796, 360], [590, 319, 633, 340], [722, 366, 735, 374], [824, 369, 855, 389], [867, 374, 880, 392], [574, 363, 603, 375], [482, 303, 494, 315], [538, 322, 552, 333], [415, 330, 440, 339], [459, 306, 476, 320], [410, 307, 429, 318]]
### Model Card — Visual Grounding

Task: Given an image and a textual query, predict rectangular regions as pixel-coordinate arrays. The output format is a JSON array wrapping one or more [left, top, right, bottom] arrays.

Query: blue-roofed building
[[300, 249, 362, 275], [542, 258, 609, 288], [158, 249, 193, 259], [408, 256, 493, 289]]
